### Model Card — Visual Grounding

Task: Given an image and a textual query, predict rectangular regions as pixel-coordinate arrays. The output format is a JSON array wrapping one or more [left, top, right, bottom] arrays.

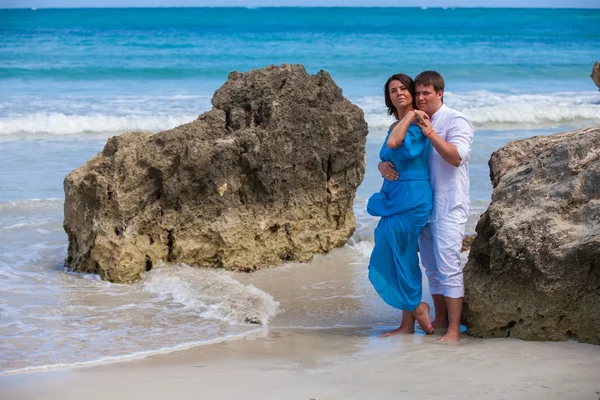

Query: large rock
[[463, 124, 600, 344], [64, 64, 367, 283]]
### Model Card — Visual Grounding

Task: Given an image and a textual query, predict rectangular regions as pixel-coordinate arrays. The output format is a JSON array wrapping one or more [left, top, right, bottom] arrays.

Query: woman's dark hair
[[384, 73, 416, 119]]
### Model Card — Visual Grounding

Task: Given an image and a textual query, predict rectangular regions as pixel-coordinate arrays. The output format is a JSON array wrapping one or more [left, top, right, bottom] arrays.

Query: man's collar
[[431, 104, 447, 122]]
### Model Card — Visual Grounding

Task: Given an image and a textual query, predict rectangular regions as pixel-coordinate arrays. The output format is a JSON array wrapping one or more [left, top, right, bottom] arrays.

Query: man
[[378, 71, 474, 341]]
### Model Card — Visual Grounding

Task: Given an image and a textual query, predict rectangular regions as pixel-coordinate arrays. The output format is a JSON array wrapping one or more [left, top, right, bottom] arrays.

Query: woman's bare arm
[[386, 110, 416, 149]]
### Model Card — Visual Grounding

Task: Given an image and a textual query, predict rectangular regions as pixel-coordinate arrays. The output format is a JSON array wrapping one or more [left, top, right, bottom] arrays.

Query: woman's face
[[388, 80, 413, 111]]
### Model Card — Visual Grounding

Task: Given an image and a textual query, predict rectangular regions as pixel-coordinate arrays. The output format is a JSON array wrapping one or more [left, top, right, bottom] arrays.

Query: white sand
[[2, 327, 599, 400], [3, 249, 599, 399]]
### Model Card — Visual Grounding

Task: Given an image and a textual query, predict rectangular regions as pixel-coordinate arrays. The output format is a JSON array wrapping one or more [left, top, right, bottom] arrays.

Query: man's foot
[[411, 302, 434, 334], [439, 328, 461, 342], [380, 325, 414, 337]]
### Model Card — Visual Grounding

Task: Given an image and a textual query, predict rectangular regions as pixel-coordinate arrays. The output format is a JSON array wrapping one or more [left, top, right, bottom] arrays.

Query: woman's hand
[[413, 110, 432, 135], [378, 161, 398, 181]]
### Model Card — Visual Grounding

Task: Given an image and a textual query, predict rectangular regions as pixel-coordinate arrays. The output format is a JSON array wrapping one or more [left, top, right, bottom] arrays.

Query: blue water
[[2, 8, 599, 94], [0, 7, 599, 374]]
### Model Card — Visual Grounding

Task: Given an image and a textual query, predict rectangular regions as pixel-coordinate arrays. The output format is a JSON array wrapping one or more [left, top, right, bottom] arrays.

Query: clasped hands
[[378, 110, 433, 180], [412, 110, 432, 134]]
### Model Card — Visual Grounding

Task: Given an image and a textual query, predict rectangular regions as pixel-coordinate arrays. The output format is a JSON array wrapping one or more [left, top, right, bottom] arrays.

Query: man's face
[[415, 83, 443, 117]]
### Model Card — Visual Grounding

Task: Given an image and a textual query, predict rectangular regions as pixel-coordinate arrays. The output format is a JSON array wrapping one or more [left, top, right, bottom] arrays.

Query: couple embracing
[[367, 71, 474, 342]]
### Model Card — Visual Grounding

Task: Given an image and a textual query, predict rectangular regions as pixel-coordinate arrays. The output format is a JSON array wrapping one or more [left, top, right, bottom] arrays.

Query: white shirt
[[428, 104, 474, 222]]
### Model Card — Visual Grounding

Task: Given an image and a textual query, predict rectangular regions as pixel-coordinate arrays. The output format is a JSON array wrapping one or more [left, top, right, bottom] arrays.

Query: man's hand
[[413, 110, 432, 134], [378, 161, 398, 181]]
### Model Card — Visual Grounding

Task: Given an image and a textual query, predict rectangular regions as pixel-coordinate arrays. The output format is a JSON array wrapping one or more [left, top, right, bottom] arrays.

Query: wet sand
[[2, 248, 599, 399], [2, 326, 600, 400]]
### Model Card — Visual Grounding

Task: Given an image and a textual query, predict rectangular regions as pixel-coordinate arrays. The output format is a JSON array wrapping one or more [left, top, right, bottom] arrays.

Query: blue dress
[[367, 123, 432, 311]]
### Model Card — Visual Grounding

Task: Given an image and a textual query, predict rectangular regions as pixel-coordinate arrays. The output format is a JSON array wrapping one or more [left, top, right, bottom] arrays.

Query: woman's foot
[[381, 310, 415, 337], [380, 325, 414, 337], [411, 302, 434, 334]]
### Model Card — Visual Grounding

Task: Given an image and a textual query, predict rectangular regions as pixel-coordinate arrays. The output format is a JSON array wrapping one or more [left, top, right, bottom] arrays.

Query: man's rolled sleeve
[[447, 115, 474, 167]]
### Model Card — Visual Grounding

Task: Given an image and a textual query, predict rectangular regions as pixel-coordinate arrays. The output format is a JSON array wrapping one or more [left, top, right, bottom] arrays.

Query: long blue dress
[[367, 123, 432, 311]]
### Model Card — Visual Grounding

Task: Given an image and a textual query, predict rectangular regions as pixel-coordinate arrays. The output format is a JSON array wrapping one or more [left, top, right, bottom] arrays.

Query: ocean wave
[[0, 329, 265, 376], [1, 91, 598, 137], [0, 260, 275, 375], [357, 90, 600, 130], [346, 239, 374, 259], [0, 198, 64, 213], [142, 263, 280, 325], [0, 113, 197, 135]]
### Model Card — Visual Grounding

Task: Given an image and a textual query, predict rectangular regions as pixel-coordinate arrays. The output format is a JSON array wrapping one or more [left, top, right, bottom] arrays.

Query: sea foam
[[1, 91, 598, 137], [0, 113, 197, 136], [142, 263, 279, 325], [360, 90, 600, 131], [0, 261, 279, 374]]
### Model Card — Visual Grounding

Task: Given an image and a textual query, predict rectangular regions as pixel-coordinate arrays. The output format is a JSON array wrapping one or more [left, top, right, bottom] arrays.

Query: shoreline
[[2, 327, 599, 400], [0, 328, 268, 377]]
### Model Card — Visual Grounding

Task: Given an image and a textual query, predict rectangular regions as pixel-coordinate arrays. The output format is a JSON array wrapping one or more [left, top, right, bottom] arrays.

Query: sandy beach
[[2, 326, 600, 400], [2, 248, 600, 400], [2, 7, 600, 400]]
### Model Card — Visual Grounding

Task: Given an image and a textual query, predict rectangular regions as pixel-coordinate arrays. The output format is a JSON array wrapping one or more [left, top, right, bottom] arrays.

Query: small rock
[[591, 61, 600, 91]]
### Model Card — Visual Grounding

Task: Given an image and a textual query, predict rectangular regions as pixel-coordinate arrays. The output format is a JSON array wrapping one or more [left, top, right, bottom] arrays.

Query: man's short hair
[[415, 71, 445, 103]]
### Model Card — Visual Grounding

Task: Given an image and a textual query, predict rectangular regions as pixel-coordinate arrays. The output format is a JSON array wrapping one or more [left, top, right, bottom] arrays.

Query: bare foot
[[411, 302, 434, 334], [439, 328, 461, 342], [381, 325, 414, 337]]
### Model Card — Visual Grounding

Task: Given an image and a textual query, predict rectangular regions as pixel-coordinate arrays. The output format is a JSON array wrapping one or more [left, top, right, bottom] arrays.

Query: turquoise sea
[[1, 7, 599, 374]]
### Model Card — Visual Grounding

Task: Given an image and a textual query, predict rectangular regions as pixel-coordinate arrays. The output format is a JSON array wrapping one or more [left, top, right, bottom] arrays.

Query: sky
[[1, 0, 599, 8]]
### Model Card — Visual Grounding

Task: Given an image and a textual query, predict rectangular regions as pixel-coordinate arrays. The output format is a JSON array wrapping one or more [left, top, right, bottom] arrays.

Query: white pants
[[418, 205, 468, 298]]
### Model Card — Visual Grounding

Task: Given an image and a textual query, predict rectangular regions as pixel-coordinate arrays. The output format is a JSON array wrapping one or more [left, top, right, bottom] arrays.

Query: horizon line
[[2, 6, 600, 10]]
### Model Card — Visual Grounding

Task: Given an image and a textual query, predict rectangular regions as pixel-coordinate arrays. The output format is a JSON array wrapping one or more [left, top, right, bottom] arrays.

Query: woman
[[367, 73, 433, 336]]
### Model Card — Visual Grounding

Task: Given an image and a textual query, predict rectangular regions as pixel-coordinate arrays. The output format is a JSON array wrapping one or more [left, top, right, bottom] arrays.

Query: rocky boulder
[[592, 61, 600, 91], [463, 123, 600, 344], [63, 64, 368, 283]]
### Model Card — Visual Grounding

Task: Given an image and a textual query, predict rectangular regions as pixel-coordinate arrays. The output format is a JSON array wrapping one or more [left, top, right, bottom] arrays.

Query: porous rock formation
[[591, 61, 600, 91], [463, 123, 600, 344], [64, 64, 367, 283]]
